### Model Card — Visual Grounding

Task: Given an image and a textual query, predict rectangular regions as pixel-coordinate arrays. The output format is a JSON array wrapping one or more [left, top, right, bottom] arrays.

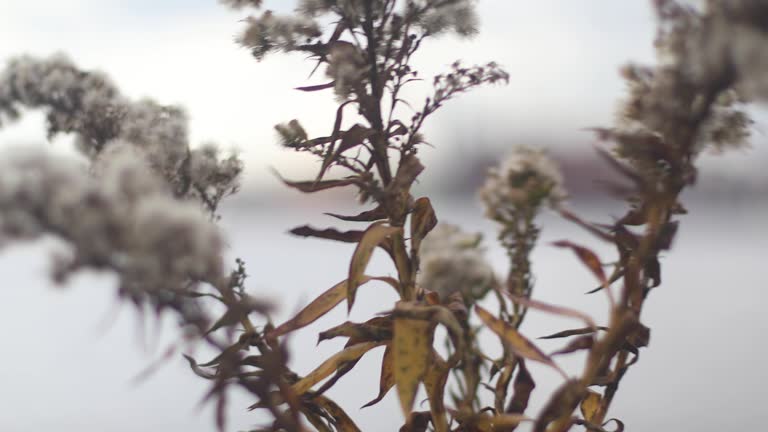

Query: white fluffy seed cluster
[[479, 147, 566, 221], [238, 11, 321, 60], [417, 224, 495, 303], [0, 147, 225, 302], [0, 55, 243, 213]]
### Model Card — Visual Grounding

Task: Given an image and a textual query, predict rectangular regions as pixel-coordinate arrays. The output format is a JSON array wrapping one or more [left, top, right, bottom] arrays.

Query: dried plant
[[0, 0, 765, 431]]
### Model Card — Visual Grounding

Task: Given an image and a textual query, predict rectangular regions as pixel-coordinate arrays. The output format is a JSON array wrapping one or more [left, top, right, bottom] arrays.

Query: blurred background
[[0, 1, 766, 431]]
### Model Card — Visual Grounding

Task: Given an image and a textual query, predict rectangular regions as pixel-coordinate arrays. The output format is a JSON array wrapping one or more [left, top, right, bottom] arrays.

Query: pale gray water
[[0, 197, 766, 431]]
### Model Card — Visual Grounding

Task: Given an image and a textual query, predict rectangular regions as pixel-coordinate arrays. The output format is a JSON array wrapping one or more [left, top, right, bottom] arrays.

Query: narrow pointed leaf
[[268, 277, 371, 339], [325, 205, 387, 222], [539, 327, 608, 340], [290, 226, 364, 243], [552, 240, 608, 286], [295, 82, 335, 92], [362, 344, 395, 408], [292, 341, 384, 396], [551, 335, 594, 356], [476, 306, 564, 375]]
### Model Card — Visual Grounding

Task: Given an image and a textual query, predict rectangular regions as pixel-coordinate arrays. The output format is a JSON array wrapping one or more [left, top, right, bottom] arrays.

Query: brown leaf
[[476, 306, 564, 376], [580, 390, 602, 423], [295, 82, 335, 92], [539, 327, 608, 340], [333, 124, 374, 158], [275, 171, 360, 193], [268, 277, 373, 339], [393, 308, 434, 416], [534, 379, 585, 432], [506, 359, 535, 417], [559, 208, 614, 243], [290, 225, 364, 243], [325, 205, 387, 222], [292, 341, 384, 396], [494, 363, 514, 414], [182, 354, 216, 379], [311, 394, 363, 432], [552, 240, 608, 286], [410, 197, 438, 255], [347, 223, 402, 311], [551, 336, 594, 356], [318, 317, 393, 344], [423, 353, 450, 432], [362, 344, 395, 408]]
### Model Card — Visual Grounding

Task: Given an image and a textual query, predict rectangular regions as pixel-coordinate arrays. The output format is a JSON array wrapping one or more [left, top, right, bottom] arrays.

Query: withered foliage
[[0, 0, 765, 431]]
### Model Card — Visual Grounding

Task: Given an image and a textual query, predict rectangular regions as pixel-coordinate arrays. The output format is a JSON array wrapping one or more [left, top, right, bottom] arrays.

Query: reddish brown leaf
[[550, 335, 594, 356], [325, 205, 387, 222], [552, 240, 608, 286]]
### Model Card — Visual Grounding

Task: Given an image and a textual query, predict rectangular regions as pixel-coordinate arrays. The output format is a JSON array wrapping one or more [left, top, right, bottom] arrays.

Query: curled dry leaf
[[475, 306, 565, 377], [410, 197, 438, 254], [580, 390, 602, 424], [291, 341, 385, 396], [348, 222, 403, 311]]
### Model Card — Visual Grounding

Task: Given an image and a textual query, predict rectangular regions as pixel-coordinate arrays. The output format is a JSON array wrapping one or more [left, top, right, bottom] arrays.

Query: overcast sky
[[0, 0, 765, 186]]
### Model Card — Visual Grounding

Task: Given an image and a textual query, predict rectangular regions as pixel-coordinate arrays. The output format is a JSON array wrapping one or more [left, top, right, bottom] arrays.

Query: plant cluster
[[0, 0, 765, 431]]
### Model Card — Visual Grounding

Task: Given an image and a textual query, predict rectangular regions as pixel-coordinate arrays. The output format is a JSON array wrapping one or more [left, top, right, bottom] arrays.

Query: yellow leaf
[[423, 353, 450, 432], [291, 341, 384, 395], [393, 307, 434, 416], [269, 276, 399, 339], [348, 223, 402, 311], [475, 306, 564, 376], [580, 390, 602, 423]]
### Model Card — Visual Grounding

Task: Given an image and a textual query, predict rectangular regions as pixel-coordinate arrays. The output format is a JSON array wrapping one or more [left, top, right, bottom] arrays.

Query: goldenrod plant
[[0, 1, 764, 431]]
